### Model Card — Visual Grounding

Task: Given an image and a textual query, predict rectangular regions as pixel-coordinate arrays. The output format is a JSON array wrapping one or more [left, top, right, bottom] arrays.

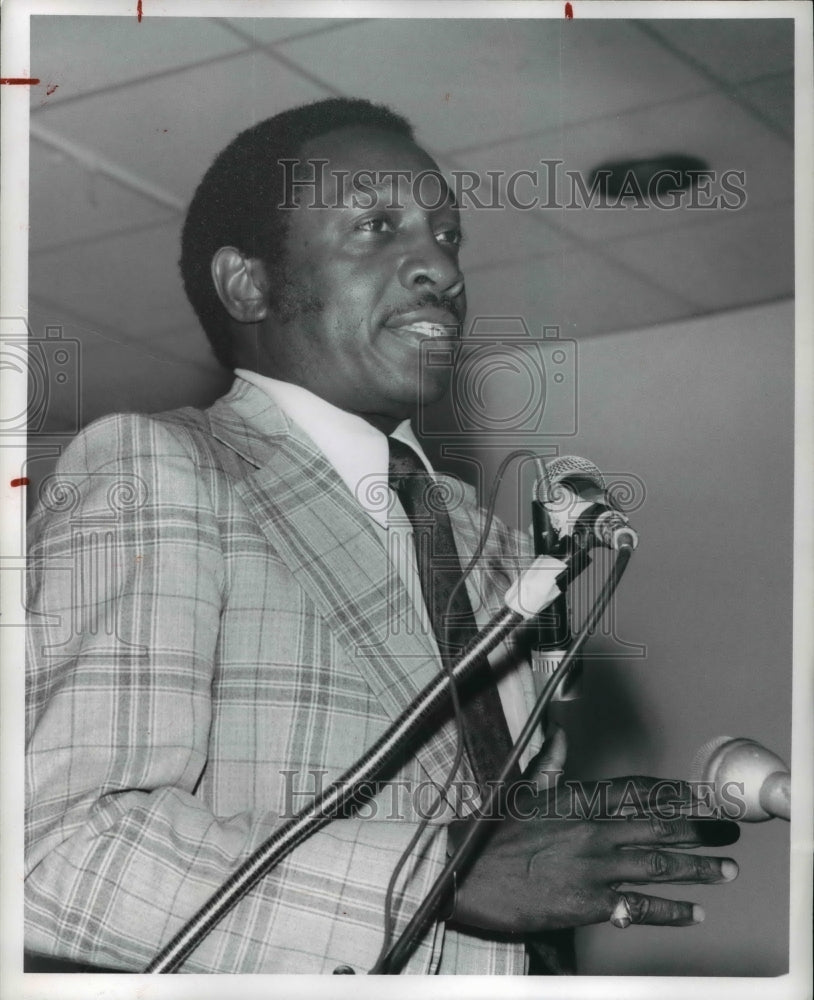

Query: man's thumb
[[522, 725, 567, 791]]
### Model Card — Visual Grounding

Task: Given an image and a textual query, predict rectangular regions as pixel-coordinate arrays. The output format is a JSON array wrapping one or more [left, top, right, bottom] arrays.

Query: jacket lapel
[[207, 379, 478, 793]]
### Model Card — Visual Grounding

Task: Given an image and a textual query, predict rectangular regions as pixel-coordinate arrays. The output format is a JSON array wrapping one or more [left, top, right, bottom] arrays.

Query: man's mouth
[[391, 320, 456, 339], [385, 309, 461, 340]]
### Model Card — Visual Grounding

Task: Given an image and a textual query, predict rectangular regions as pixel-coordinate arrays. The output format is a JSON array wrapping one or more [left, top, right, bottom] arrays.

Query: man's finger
[[607, 849, 739, 885], [611, 891, 705, 927], [602, 815, 740, 848], [592, 776, 693, 812]]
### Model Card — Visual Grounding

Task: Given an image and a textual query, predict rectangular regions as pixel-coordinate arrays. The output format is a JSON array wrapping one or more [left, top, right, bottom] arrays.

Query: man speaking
[[25, 98, 739, 975]]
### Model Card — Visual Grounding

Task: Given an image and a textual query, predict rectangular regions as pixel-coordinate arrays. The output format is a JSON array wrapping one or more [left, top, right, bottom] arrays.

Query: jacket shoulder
[[44, 402, 233, 477], [29, 404, 241, 533]]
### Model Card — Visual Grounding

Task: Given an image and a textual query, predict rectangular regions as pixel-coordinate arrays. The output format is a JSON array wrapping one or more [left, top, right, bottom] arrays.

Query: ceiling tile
[[32, 51, 331, 202], [641, 19, 794, 84], [29, 142, 176, 253], [29, 221, 202, 343], [452, 89, 792, 246], [275, 19, 709, 154], [738, 72, 795, 137], [607, 201, 794, 312], [447, 187, 567, 273], [30, 15, 248, 109], [462, 244, 693, 345], [555, 19, 714, 123]]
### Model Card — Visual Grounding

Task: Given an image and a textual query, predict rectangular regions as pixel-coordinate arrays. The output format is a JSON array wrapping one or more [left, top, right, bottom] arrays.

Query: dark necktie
[[387, 437, 520, 794]]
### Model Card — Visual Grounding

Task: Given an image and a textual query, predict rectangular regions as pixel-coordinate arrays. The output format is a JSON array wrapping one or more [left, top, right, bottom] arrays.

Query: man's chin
[[415, 374, 453, 411]]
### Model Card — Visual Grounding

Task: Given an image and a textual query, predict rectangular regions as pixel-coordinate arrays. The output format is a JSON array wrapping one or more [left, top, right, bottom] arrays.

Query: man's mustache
[[387, 292, 465, 326]]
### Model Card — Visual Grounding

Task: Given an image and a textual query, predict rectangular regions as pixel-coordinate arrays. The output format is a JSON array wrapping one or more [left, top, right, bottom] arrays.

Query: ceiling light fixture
[[588, 154, 710, 200]]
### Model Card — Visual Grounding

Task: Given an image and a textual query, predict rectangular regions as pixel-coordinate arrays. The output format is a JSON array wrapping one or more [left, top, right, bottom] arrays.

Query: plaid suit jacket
[[25, 378, 543, 974]]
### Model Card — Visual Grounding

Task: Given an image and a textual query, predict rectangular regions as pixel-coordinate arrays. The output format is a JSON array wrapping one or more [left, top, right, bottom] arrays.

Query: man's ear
[[211, 246, 269, 323]]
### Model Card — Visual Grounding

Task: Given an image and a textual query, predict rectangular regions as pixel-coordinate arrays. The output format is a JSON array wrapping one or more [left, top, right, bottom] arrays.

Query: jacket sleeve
[[24, 413, 447, 974]]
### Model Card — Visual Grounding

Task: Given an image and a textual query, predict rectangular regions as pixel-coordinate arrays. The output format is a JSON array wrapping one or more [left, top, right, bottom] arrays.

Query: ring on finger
[[609, 893, 633, 929]]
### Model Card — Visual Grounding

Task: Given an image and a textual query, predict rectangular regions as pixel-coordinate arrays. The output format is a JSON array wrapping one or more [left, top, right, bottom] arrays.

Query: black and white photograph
[[1, 2, 811, 997]]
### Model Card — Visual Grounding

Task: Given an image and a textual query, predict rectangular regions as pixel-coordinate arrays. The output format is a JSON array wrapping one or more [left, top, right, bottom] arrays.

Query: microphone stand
[[371, 542, 633, 974], [145, 540, 632, 975]]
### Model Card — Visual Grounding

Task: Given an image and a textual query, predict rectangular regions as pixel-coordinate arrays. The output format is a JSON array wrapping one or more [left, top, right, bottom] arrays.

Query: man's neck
[[353, 411, 401, 436]]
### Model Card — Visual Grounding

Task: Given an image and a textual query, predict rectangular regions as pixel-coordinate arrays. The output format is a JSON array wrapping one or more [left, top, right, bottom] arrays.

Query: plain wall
[[472, 298, 794, 976]]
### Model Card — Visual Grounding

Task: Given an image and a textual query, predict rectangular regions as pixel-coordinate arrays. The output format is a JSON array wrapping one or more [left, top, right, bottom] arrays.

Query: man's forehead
[[297, 124, 431, 168], [290, 125, 455, 210]]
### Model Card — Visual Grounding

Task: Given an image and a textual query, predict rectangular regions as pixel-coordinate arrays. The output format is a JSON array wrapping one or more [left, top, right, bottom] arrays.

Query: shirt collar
[[234, 369, 434, 528]]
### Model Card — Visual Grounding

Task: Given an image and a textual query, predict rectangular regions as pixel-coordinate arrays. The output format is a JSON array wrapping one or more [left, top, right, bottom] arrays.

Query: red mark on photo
[[11, 478, 30, 488], [565, 2, 574, 18], [0, 78, 41, 86], [46, 83, 58, 96], [137, 0, 143, 22]]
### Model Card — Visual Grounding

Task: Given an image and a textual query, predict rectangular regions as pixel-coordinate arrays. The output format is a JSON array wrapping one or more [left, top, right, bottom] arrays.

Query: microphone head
[[690, 734, 735, 784], [535, 455, 605, 503], [691, 736, 790, 822]]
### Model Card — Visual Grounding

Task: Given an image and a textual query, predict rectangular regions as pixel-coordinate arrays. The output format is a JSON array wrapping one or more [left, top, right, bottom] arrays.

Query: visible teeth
[[397, 322, 450, 338]]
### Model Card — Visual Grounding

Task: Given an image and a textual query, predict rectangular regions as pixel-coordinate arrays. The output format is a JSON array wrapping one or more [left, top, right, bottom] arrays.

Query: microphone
[[691, 735, 790, 821], [535, 455, 638, 554], [528, 455, 638, 702]]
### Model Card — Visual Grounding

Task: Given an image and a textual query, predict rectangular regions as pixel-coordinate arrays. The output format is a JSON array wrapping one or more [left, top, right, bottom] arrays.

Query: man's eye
[[356, 216, 394, 234], [436, 227, 464, 248]]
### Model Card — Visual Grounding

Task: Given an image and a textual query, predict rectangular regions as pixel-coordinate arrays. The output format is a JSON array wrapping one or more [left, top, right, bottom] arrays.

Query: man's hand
[[446, 769, 740, 934]]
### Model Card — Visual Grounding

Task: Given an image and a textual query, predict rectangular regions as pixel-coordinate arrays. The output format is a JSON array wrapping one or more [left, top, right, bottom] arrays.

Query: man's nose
[[396, 235, 464, 298]]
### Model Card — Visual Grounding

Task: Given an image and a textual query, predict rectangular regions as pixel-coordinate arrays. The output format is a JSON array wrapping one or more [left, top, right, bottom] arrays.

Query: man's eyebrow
[[345, 169, 457, 209]]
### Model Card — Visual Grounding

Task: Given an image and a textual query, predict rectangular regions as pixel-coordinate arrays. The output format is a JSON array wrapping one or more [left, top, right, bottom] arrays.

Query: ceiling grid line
[[30, 46, 255, 115], [634, 20, 794, 144], [30, 215, 180, 259], [28, 292, 219, 375]]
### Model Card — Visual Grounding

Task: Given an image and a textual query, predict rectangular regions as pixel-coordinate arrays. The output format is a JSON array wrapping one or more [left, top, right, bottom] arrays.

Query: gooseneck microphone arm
[[145, 554, 580, 974]]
